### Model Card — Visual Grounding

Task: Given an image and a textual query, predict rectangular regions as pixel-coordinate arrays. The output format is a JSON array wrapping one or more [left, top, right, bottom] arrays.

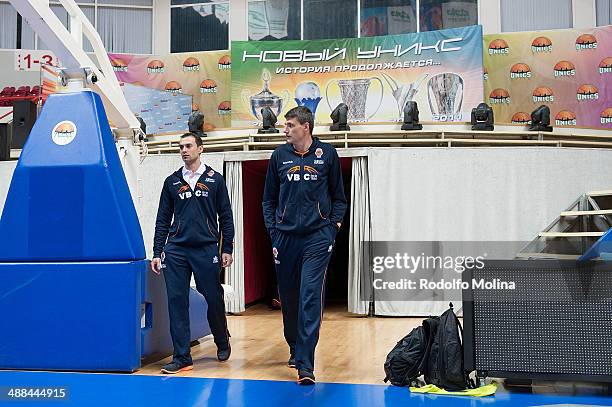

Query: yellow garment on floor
[[409, 382, 497, 397]]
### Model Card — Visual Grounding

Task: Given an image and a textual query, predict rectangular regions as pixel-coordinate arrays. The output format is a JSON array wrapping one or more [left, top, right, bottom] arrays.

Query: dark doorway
[[241, 158, 352, 308]]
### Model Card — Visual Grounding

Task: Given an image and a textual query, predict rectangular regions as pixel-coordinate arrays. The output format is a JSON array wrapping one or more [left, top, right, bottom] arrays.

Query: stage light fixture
[[401, 101, 422, 131], [329, 103, 350, 131], [258, 106, 279, 134], [529, 105, 553, 132], [188, 111, 206, 137], [135, 114, 148, 142], [470, 102, 494, 131]]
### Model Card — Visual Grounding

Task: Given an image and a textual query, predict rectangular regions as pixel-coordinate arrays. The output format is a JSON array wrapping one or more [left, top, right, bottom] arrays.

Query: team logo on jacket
[[178, 183, 209, 199], [286, 166, 318, 181], [213, 256, 219, 264], [315, 148, 323, 158], [178, 184, 192, 199], [195, 182, 209, 197]]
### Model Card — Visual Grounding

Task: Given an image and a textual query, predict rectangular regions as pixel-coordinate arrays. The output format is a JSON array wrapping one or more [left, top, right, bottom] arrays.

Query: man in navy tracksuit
[[263, 106, 347, 385], [151, 132, 234, 374]]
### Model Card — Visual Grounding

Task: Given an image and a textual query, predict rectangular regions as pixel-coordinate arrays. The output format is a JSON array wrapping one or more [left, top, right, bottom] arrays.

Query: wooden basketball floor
[[139, 304, 420, 384]]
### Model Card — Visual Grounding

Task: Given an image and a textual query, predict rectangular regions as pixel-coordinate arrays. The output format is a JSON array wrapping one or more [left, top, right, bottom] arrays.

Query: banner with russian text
[[483, 26, 611, 129], [108, 51, 231, 134], [231, 25, 483, 126]]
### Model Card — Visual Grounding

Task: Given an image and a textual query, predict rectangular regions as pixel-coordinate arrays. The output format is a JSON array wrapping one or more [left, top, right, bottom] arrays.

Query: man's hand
[[222, 253, 233, 268], [151, 257, 162, 275]]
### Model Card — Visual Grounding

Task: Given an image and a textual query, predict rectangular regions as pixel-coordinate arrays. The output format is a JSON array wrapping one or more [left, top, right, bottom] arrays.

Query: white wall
[[368, 147, 612, 316], [229, 0, 248, 42], [0, 161, 16, 216], [369, 147, 612, 242], [153, 0, 171, 55], [0, 50, 42, 90], [137, 153, 224, 258], [573, 0, 597, 28]]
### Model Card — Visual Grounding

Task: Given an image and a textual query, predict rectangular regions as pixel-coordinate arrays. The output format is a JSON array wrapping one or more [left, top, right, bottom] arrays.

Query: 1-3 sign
[[15, 50, 58, 71]]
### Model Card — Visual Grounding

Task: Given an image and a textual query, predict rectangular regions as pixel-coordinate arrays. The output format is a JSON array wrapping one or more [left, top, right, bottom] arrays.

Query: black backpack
[[423, 303, 470, 391], [383, 318, 438, 387]]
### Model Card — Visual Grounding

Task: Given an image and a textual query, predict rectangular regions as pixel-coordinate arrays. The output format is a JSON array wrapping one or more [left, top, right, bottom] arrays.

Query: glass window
[[20, 16, 36, 49], [98, 7, 152, 53], [172, 0, 216, 4], [80, 6, 95, 52], [303, 0, 357, 40], [361, 0, 417, 37], [501, 0, 571, 32], [98, 0, 152, 5], [597, 0, 611, 26], [171, 2, 229, 52], [37, 5, 69, 50], [420, 0, 478, 32], [36, 6, 94, 51], [248, 0, 301, 41], [0, 3, 18, 49]]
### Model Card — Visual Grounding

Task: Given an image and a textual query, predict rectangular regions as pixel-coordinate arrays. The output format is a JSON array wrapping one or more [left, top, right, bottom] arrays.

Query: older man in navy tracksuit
[[263, 106, 347, 385]]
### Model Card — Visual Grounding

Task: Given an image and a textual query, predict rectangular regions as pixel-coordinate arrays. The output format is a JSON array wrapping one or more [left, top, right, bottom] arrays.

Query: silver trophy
[[427, 73, 464, 116], [325, 78, 384, 122], [381, 73, 429, 121], [241, 69, 290, 122]]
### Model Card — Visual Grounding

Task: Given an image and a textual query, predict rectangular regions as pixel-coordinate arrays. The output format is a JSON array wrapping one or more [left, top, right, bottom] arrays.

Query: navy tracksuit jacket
[[263, 137, 348, 372], [154, 166, 234, 365]]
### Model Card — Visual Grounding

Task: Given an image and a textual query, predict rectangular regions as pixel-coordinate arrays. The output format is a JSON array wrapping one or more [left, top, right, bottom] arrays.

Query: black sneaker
[[217, 343, 231, 362], [297, 369, 315, 385], [287, 355, 296, 369], [160, 361, 193, 374]]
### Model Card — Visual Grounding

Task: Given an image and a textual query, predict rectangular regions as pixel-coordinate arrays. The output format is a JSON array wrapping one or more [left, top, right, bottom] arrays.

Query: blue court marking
[[1, 371, 612, 407]]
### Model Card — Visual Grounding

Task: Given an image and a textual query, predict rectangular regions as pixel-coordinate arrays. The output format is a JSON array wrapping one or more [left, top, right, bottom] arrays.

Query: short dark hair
[[180, 132, 203, 146], [285, 106, 314, 135], [188, 111, 205, 133]]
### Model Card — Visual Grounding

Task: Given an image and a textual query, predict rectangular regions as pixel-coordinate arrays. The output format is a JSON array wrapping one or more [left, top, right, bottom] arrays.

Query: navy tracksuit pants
[[272, 224, 337, 372], [162, 242, 229, 365]]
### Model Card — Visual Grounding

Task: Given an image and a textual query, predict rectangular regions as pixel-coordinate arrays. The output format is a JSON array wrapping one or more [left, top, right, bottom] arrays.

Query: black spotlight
[[401, 101, 422, 131], [529, 105, 553, 132], [135, 115, 148, 142], [188, 111, 206, 137], [471, 102, 494, 131], [329, 103, 350, 131], [258, 106, 279, 134]]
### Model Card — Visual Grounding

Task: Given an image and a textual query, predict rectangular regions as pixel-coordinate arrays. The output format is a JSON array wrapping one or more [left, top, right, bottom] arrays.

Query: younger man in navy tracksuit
[[151, 133, 234, 374], [263, 106, 347, 384]]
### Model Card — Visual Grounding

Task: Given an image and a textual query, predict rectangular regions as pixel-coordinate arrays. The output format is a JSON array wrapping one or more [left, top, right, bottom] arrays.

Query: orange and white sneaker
[[297, 369, 315, 385], [161, 361, 194, 374]]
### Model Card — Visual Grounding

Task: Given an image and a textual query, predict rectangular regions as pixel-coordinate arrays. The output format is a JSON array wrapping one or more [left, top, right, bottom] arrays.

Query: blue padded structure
[[580, 228, 612, 261], [0, 261, 146, 372], [0, 90, 211, 372], [0, 90, 145, 261], [141, 267, 211, 360]]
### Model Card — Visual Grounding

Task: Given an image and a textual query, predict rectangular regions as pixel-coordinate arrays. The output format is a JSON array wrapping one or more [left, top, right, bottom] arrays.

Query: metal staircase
[[518, 190, 612, 260]]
